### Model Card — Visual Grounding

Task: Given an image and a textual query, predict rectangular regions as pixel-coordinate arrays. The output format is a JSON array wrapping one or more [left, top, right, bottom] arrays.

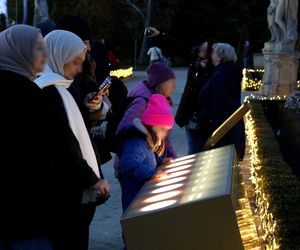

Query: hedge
[[250, 101, 300, 249]]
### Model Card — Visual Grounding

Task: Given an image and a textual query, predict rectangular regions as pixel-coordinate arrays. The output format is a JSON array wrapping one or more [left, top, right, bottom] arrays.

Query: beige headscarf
[[0, 24, 41, 80], [44, 29, 87, 77]]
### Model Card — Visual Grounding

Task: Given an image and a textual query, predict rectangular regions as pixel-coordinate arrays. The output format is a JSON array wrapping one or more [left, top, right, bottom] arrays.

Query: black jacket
[[0, 70, 57, 240], [175, 60, 215, 127], [196, 62, 246, 159], [69, 56, 112, 165]]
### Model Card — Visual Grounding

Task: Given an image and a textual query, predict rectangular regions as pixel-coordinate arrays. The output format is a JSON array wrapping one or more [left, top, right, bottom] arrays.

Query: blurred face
[[211, 48, 221, 66], [199, 42, 208, 59], [156, 78, 176, 98], [152, 126, 170, 140], [63, 49, 86, 79], [83, 40, 91, 51], [32, 33, 48, 73]]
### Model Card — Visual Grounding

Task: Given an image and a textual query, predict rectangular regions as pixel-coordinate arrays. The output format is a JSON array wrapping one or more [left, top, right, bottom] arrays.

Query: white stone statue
[[275, 0, 298, 43], [267, 0, 280, 42], [267, 0, 299, 45], [263, 0, 300, 97]]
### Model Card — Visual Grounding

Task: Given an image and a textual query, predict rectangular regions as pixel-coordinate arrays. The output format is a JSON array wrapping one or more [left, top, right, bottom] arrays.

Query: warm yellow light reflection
[[140, 200, 177, 212], [156, 177, 187, 186], [245, 112, 279, 249], [164, 170, 191, 179], [110, 67, 133, 78], [165, 159, 196, 168], [174, 154, 196, 162], [165, 164, 193, 173], [144, 191, 182, 203], [151, 184, 184, 194]]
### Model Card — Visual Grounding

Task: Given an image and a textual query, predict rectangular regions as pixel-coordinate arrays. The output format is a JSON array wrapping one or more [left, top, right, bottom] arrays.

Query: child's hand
[[163, 158, 175, 165], [158, 158, 175, 168], [155, 170, 170, 180]]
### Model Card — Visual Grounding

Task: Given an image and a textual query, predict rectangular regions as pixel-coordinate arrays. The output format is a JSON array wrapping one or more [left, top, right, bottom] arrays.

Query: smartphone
[[90, 76, 112, 101]]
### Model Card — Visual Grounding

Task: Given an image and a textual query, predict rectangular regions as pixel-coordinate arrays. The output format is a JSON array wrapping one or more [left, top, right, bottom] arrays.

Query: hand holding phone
[[144, 27, 160, 37]]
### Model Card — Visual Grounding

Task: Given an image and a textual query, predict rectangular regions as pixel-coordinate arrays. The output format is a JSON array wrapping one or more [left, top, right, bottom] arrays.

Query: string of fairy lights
[[244, 111, 279, 249], [110, 67, 133, 78], [242, 68, 300, 92], [242, 69, 264, 91], [236, 196, 261, 250]]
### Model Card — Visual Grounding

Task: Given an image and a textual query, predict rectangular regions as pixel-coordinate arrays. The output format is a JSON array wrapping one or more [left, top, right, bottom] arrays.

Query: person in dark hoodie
[[57, 16, 112, 165], [175, 40, 216, 154], [195, 43, 246, 160], [0, 25, 54, 249]]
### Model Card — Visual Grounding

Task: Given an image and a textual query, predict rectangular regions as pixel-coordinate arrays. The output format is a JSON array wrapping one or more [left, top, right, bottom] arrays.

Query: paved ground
[[89, 68, 189, 250]]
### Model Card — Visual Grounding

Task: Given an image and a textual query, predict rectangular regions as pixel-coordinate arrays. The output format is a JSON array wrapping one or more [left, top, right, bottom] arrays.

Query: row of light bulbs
[[244, 112, 279, 249]]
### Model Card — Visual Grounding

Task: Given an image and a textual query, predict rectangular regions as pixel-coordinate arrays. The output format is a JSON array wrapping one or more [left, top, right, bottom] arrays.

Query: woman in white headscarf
[[35, 30, 110, 250], [0, 25, 54, 249]]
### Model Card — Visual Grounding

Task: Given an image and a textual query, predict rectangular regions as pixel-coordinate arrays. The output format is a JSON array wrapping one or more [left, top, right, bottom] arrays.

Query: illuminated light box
[[121, 145, 244, 250]]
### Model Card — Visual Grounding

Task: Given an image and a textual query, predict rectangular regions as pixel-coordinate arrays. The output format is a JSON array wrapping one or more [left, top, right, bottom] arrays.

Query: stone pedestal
[[262, 44, 300, 96]]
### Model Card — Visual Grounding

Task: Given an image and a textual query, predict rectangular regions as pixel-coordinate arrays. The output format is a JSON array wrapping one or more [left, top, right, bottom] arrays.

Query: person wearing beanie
[[116, 62, 176, 158], [116, 94, 174, 214]]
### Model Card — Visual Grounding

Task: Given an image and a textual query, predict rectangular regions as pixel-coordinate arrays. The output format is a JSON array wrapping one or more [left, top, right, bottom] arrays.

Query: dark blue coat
[[196, 62, 246, 159], [117, 127, 159, 211]]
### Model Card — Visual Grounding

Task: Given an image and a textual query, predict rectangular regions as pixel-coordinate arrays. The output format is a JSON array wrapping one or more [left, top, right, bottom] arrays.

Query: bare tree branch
[[120, 0, 145, 21]]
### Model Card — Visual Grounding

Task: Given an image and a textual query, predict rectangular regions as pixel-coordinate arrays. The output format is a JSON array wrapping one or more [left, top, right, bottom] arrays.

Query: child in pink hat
[[116, 94, 174, 213]]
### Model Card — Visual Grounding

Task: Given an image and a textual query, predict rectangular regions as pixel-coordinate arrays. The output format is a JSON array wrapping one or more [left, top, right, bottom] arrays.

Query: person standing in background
[[196, 43, 246, 160], [0, 13, 7, 32], [243, 40, 253, 69], [147, 46, 163, 64], [175, 40, 216, 154]]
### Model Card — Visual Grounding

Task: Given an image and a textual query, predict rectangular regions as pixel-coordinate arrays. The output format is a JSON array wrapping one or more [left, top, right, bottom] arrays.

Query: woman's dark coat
[[175, 60, 215, 128], [0, 70, 57, 240], [196, 62, 246, 159]]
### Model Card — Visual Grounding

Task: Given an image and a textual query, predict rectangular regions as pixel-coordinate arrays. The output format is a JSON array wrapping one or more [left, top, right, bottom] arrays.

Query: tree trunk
[[33, 0, 49, 26], [138, 0, 156, 65], [22, 0, 27, 24]]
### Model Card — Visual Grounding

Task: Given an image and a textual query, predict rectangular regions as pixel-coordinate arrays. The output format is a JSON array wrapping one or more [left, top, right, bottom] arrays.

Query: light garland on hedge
[[247, 93, 287, 101], [297, 80, 300, 89], [242, 69, 264, 91], [236, 196, 261, 249], [244, 112, 279, 249], [110, 67, 133, 78]]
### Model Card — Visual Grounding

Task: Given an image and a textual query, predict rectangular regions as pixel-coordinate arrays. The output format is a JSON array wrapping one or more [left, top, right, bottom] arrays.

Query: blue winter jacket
[[117, 127, 159, 212]]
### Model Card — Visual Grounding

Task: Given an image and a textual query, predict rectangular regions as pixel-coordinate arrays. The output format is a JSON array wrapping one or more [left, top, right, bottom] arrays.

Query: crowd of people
[[0, 18, 245, 250]]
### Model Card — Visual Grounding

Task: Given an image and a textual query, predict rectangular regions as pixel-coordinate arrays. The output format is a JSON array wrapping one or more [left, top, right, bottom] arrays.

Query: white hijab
[[35, 30, 100, 203]]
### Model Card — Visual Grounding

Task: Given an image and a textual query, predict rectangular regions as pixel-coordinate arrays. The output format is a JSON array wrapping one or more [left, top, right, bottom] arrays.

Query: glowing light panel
[[156, 177, 187, 186], [164, 170, 191, 179], [151, 184, 184, 194], [174, 154, 197, 162], [140, 200, 177, 212], [165, 159, 196, 168], [165, 164, 193, 173], [144, 191, 182, 203]]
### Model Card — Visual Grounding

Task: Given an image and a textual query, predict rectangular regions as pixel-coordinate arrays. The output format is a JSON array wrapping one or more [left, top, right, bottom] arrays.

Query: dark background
[[7, 0, 300, 66]]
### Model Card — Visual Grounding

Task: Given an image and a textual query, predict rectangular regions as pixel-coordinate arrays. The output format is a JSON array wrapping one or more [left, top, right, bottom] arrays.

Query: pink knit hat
[[142, 94, 174, 128]]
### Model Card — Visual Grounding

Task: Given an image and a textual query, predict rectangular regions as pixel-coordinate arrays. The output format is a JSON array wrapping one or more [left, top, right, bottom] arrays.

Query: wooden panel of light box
[[121, 145, 243, 250]]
